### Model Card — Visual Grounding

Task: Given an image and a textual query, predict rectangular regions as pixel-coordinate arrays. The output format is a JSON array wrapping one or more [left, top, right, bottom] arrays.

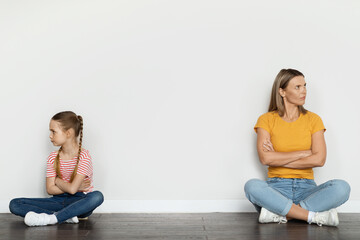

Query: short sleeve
[[77, 150, 93, 177], [46, 152, 57, 178], [254, 113, 271, 134], [310, 113, 326, 134]]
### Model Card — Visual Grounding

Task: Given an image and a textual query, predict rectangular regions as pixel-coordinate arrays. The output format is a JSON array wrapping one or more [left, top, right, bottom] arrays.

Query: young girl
[[9, 111, 104, 226]]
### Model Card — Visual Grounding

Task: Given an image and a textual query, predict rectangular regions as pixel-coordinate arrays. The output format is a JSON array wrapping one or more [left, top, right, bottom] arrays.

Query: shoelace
[[312, 215, 325, 226], [273, 216, 287, 224]]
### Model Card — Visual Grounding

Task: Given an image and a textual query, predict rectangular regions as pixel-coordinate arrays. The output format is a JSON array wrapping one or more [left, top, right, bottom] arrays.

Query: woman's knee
[[244, 179, 266, 197], [331, 179, 351, 200]]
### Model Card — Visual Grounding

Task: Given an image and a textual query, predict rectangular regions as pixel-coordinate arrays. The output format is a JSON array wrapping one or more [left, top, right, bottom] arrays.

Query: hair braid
[[70, 115, 83, 182], [54, 147, 63, 179]]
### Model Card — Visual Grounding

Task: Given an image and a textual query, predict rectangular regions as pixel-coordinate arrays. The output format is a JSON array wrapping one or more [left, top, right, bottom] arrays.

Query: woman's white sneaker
[[259, 208, 287, 224], [311, 209, 339, 226]]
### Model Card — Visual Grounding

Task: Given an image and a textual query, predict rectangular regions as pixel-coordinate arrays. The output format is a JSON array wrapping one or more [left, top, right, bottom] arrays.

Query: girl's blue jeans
[[9, 191, 104, 223], [244, 178, 350, 216]]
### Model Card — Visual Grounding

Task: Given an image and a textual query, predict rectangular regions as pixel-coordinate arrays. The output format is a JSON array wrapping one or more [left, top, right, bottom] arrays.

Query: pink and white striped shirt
[[46, 149, 94, 193]]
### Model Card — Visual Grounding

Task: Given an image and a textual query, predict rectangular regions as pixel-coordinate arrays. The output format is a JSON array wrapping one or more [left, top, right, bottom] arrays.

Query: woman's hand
[[79, 179, 91, 192], [262, 139, 312, 157], [262, 139, 274, 152]]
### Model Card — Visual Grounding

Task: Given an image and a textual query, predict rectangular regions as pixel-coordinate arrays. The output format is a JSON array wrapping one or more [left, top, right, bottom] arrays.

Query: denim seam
[[298, 182, 333, 210]]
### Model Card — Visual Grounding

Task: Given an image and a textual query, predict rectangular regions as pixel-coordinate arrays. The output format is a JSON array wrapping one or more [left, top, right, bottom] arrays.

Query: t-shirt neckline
[[277, 112, 303, 124]]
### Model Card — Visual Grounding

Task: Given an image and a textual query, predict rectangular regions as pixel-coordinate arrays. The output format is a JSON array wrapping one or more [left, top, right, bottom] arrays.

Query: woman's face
[[49, 120, 68, 146], [280, 76, 307, 106]]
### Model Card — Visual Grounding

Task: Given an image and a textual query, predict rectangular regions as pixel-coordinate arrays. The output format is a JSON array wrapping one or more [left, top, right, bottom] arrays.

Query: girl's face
[[280, 76, 307, 106], [49, 120, 68, 146]]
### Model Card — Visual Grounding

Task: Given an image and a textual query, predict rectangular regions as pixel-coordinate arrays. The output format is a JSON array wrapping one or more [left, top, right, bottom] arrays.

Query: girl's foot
[[65, 216, 79, 224], [24, 211, 58, 226]]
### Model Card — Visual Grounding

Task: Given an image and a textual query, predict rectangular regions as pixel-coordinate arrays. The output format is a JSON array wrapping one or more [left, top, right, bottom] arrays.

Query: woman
[[244, 69, 350, 226]]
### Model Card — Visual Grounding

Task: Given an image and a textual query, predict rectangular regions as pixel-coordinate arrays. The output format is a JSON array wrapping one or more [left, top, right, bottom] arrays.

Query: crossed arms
[[46, 174, 90, 195], [256, 128, 326, 169]]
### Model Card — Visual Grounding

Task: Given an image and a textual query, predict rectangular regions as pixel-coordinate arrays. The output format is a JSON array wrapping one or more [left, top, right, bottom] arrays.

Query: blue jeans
[[244, 178, 350, 216], [9, 191, 104, 223]]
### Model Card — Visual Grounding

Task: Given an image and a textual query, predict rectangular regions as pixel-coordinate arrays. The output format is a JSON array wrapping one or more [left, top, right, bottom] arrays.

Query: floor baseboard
[[2, 199, 359, 213]]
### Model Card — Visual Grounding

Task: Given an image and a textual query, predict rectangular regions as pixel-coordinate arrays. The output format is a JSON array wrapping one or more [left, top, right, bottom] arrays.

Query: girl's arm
[[55, 174, 89, 195], [46, 177, 65, 195], [256, 128, 312, 167], [283, 130, 326, 169]]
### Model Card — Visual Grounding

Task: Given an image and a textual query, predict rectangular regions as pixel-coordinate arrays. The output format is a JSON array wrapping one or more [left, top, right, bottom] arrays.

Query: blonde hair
[[268, 69, 307, 117], [52, 111, 83, 182]]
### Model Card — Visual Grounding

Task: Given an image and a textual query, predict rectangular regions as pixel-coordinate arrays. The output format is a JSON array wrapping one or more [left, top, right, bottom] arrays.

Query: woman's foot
[[259, 208, 287, 224], [24, 211, 58, 226], [309, 209, 339, 226]]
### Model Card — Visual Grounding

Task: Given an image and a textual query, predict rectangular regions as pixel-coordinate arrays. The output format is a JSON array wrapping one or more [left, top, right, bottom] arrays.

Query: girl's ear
[[66, 128, 75, 138]]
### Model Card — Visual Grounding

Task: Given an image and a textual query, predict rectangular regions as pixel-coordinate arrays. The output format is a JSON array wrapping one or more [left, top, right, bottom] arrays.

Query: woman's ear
[[279, 88, 285, 98]]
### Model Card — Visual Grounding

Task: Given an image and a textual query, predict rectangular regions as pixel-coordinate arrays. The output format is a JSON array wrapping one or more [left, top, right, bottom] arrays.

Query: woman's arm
[[55, 174, 90, 195], [283, 130, 326, 169], [256, 128, 312, 167], [46, 177, 65, 195]]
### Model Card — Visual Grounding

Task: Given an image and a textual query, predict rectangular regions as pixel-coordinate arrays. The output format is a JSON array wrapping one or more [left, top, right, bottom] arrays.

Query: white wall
[[1, 0, 359, 213]]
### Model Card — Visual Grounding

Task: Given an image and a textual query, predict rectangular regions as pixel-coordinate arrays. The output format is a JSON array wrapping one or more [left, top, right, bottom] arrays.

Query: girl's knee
[[9, 198, 22, 214], [88, 191, 104, 206]]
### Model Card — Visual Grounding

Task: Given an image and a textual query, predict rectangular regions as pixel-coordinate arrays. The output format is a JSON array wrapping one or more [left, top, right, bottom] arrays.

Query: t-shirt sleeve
[[77, 150, 93, 177], [254, 113, 271, 133], [46, 153, 57, 178], [311, 113, 326, 134]]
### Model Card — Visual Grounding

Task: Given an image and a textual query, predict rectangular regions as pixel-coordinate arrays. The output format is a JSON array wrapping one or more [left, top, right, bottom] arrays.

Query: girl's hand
[[262, 139, 274, 152], [79, 179, 91, 192]]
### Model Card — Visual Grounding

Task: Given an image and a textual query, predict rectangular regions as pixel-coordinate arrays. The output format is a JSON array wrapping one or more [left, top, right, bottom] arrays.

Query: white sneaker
[[259, 208, 287, 224], [311, 209, 339, 227], [24, 211, 57, 227], [65, 216, 79, 224]]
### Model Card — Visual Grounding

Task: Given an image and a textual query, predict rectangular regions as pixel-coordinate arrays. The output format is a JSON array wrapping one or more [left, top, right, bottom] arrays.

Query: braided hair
[[52, 111, 83, 182]]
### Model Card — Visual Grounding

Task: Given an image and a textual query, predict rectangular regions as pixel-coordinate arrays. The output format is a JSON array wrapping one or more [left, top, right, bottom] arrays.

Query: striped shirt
[[46, 149, 94, 193]]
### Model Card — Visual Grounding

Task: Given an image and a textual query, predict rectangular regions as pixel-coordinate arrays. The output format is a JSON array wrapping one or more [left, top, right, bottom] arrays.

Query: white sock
[[25, 212, 58, 226], [65, 216, 79, 224], [307, 211, 315, 223], [48, 214, 58, 225]]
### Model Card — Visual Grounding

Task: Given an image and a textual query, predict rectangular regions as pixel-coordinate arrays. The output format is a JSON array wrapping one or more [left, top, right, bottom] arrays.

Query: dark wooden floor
[[1, 213, 359, 240]]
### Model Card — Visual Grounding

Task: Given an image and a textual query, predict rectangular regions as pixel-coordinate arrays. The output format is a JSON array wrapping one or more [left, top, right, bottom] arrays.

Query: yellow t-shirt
[[254, 111, 326, 179]]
